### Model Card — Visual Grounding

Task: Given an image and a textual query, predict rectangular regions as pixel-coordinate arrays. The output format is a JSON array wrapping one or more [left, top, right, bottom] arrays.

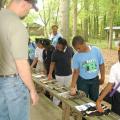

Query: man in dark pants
[[71, 35, 105, 101], [96, 42, 120, 115]]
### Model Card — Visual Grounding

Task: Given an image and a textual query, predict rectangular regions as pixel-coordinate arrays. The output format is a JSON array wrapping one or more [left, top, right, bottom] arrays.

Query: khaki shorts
[[35, 61, 45, 73]]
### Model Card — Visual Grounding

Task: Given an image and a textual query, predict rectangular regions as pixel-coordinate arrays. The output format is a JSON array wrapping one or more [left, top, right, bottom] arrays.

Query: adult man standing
[[49, 25, 63, 47], [71, 35, 105, 101], [0, 0, 39, 120]]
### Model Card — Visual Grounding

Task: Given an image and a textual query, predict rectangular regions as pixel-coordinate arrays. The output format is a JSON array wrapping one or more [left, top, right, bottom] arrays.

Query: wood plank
[[32, 75, 120, 120]]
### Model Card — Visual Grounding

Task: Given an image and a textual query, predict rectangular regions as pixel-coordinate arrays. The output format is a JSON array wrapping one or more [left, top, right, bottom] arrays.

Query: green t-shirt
[[0, 9, 28, 75]]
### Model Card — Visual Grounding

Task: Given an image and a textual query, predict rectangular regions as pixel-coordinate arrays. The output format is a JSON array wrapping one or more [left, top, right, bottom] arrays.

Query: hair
[[72, 35, 85, 47], [35, 38, 44, 45], [51, 25, 58, 29], [43, 39, 51, 47], [57, 37, 67, 47]]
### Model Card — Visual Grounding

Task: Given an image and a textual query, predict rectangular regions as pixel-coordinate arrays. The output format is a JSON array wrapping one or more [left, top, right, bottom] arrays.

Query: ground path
[[100, 49, 118, 90]]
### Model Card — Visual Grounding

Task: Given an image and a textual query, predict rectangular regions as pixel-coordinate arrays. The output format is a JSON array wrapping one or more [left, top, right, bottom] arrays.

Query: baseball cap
[[25, 0, 38, 11]]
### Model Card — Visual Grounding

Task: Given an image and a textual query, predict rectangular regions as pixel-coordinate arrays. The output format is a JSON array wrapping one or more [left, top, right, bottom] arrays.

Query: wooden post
[[74, 113, 82, 120], [62, 102, 71, 120]]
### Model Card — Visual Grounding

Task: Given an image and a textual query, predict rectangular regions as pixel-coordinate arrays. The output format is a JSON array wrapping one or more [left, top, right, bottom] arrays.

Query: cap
[[25, 0, 38, 11]]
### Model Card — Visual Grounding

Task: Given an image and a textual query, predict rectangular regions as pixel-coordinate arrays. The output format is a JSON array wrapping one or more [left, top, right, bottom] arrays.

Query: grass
[[88, 38, 116, 49]]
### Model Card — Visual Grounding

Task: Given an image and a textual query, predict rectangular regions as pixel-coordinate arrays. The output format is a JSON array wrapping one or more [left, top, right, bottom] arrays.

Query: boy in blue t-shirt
[[71, 35, 105, 101]]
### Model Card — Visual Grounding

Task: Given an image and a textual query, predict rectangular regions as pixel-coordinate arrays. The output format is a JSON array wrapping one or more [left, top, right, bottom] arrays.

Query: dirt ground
[[102, 49, 118, 74], [100, 49, 118, 90]]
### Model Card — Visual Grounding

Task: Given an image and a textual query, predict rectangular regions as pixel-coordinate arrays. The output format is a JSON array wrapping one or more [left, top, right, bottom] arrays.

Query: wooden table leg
[[71, 110, 82, 120], [62, 102, 71, 120], [74, 113, 82, 120]]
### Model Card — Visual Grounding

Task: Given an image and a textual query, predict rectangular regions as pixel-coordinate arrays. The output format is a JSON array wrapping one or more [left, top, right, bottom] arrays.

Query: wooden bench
[[32, 74, 120, 120]]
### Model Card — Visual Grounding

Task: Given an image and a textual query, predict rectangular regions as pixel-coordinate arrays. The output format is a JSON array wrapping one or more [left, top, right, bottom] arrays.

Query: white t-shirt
[[35, 47, 44, 62], [109, 62, 120, 92]]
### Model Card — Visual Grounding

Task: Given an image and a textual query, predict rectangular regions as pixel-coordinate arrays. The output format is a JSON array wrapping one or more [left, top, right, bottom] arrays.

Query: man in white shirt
[[49, 25, 62, 47], [96, 43, 120, 115]]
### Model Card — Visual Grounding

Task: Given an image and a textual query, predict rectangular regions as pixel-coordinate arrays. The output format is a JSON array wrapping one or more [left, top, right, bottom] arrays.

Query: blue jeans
[[0, 75, 30, 120], [77, 76, 99, 101]]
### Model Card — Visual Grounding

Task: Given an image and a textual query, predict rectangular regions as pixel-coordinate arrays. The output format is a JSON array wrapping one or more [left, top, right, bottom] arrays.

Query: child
[[31, 38, 45, 73]]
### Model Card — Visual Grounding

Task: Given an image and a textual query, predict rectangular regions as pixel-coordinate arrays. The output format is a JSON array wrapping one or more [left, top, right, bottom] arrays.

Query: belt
[[0, 73, 18, 78], [78, 76, 99, 81]]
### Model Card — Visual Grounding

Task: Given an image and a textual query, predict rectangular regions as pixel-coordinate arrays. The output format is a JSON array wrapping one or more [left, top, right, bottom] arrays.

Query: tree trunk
[[59, 0, 70, 40], [109, 20, 113, 49], [108, 0, 116, 49], [93, 0, 99, 39], [100, 14, 107, 39], [0, 0, 6, 9], [83, 0, 89, 41], [72, 0, 77, 37], [88, 16, 92, 38]]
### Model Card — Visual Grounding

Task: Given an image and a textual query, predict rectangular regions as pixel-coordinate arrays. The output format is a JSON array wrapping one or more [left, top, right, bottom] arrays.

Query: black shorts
[[104, 91, 120, 115]]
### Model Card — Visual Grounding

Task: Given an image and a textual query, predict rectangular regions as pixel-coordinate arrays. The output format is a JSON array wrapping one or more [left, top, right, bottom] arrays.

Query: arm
[[31, 58, 38, 68], [96, 83, 113, 112], [70, 69, 79, 95], [15, 59, 39, 106], [99, 63, 105, 85], [48, 62, 55, 80]]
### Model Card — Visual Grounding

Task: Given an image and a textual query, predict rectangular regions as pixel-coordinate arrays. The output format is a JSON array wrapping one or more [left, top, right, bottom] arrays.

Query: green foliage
[[23, 11, 39, 25], [88, 38, 116, 49], [22, 0, 120, 49]]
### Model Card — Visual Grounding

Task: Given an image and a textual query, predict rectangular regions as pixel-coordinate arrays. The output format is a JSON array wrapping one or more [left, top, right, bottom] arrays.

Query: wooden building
[[104, 26, 120, 41], [27, 23, 44, 36]]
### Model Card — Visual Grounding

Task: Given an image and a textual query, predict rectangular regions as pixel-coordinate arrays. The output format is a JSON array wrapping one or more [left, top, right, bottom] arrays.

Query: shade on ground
[[30, 94, 62, 120]]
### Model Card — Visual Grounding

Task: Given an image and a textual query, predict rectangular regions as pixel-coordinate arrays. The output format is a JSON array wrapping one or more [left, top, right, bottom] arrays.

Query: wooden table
[[32, 74, 120, 120]]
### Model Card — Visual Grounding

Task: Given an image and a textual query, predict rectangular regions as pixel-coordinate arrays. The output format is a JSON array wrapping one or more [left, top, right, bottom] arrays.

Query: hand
[[48, 73, 52, 80], [30, 91, 39, 106], [96, 100, 104, 112], [70, 87, 77, 96]]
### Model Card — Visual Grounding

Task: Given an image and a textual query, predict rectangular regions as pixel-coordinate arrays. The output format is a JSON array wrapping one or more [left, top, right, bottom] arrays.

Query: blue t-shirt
[[72, 46, 104, 79]]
